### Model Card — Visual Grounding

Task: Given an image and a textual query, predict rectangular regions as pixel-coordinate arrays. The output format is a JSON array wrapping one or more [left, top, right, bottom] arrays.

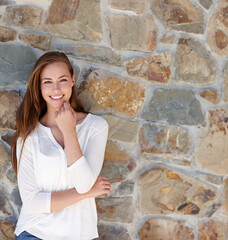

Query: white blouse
[[15, 113, 109, 240]]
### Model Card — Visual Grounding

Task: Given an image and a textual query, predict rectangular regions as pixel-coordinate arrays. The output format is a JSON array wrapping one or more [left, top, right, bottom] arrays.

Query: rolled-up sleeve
[[67, 123, 109, 194], [17, 137, 51, 214]]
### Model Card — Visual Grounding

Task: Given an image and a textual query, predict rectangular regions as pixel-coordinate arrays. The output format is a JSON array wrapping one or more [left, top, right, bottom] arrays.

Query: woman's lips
[[50, 95, 64, 100]]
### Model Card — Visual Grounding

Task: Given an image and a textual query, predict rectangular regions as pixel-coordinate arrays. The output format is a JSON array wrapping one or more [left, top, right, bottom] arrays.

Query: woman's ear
[[72, 74, 76, 86]]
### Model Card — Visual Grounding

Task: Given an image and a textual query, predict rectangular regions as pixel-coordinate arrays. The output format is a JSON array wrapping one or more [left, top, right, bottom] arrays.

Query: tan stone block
[[101, 141, 136, 183], [42, 0, 102, 42], [207, 0, 228, 56], [200, 89, 219, 104], [140, 165, 218, 217], [19, 32, 52, 51], [0, 90, 21, 129], [150, 0, 205, 34], [195, 108, 228, 175], [223, 62, 228, 102], [0, 144, 10, 177], [107, 15, 157, 51], [140, 124, 192, 161], [0, 220, 15, 240], [125, 53, 171, 84], [98, 224, 131, 240], [160, 187, 172, 194], [139, 218, 195, 240], [2, 5, 42, 29], [140, 167, 163, 186], [102, 115, 139, 143], [96, 197, 133, 223], [160, 34, 177, 44], [175, 37, 217, 86], [166, 170, 181, 180], [109, 0, 146, 14], [222, 178, 228, 215], [45, 0, 79, 24], [199, 220, 228, 240], [52, 43, 122, 66], [0, 27, 16, 42], [77, 69, 145, 117]]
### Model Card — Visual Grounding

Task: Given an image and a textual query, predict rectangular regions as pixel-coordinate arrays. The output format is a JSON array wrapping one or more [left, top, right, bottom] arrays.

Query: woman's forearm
[[63, 130, 83, 167], [51, 188, 85, 213]]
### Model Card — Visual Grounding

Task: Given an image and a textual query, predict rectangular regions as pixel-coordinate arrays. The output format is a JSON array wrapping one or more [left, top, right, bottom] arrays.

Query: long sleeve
[[17, 137, 51, 214], [67, 121, 109, 194]]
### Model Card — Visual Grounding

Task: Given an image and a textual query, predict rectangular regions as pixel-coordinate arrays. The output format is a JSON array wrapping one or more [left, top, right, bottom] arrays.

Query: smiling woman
[[10, 52, 111, 240]]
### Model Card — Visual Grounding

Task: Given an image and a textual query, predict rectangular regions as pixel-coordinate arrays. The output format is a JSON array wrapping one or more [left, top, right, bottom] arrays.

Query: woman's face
[[40, 61, 75, 111]]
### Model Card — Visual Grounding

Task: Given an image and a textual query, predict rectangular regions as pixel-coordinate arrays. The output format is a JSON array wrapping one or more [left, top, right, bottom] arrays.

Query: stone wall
[[0, 0, 228, 239]]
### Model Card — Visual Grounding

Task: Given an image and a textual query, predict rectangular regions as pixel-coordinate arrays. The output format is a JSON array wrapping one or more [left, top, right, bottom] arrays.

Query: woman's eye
[[60, 79, 67, 82], [44, 80, 52, 84]]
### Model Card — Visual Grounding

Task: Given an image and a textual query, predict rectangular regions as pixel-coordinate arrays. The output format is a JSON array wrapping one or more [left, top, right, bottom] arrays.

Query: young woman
[[11, 52, 111, 240]]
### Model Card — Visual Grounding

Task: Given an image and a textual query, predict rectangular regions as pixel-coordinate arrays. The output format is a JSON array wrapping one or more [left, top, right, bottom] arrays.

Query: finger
[[64, 102, 70, 110], [54, 111, 58, 118]]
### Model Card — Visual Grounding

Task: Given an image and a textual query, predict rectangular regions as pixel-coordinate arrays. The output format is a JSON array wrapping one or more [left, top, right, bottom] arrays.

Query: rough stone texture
[[5, 167, 17, 185], [207, 0, 228, 56], [1, 5, 42, 29], [195, 108, 228, 175], [0, 144, 10, 177], [223, 62, 228, 102], [175, 38, 217, 86], [0, 44, 37, 86], [107, 15, 157, 51], [140, 124, 192, 160], [100, 141, 136, 183], [0, 220, 15, 240], [150, 0, 205, 34], [140, 165, 218, 217], [77, 69, 145, 117], [0, 189, 13, 217], [199, 0, 213, 9], [1, 133, 14, 147], [19, 32, 52, 51], [223, 178, 228, 215], [109, 0, 146, 14], [97, 224, 131, 240], [96, 197, 133, 223], [160, 34, 177, 45], [116, 180, 134, 196], [102, 115, 139, 144], [199, 89, 219, 104], [139, 218, 195, 240], [0, 91, 21, 129], [52, 43, 122, 66], [42, 0, 102, 42], [0, 0, 15, 6], [0, 27, 16, 42], [125, 53, 171, 84], [45, 0, 79, 24], [9, 187, 22, 207], [199, 220, 228, 240], [196, 172, 223, 186], [141, 88, 204, 125]]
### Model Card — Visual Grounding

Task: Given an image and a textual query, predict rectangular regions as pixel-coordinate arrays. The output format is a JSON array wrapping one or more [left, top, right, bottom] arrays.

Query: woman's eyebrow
[[42, 75, 69, 80], [58, 75, 69, 79]]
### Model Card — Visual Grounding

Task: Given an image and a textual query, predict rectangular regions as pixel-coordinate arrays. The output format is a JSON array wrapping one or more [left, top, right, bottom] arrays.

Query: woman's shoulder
[[84, 113, 108, 130]]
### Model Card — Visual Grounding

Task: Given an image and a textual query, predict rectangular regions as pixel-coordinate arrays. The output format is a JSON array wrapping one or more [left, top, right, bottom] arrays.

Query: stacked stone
[[0, 0, 228, 239]]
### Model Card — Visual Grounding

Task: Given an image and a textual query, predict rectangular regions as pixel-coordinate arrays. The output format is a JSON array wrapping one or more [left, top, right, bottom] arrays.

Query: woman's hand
[[54, 102, 77, 135], [85, 176, 111, 198]]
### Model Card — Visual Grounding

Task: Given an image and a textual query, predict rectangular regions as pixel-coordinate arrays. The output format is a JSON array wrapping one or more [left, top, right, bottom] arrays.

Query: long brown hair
[[11, 51, 84, 174]]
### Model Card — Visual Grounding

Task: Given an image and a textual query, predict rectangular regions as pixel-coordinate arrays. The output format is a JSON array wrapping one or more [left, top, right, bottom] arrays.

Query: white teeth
[[51, 95, 63, 99]]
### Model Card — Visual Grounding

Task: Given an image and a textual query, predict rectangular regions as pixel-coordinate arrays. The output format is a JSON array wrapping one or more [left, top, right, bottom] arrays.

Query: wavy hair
[[11, 51, 84, 173]]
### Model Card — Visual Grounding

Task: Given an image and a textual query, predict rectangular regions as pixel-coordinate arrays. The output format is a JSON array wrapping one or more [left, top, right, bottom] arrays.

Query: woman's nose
[[52, 82, 60, 90]]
